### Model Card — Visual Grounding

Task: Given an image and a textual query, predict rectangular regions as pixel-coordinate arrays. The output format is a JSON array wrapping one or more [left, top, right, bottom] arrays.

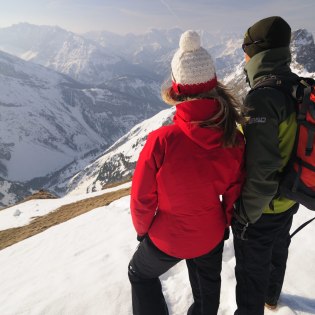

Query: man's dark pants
[[233, 204, 298, 315], [128, 237, 224, 315]]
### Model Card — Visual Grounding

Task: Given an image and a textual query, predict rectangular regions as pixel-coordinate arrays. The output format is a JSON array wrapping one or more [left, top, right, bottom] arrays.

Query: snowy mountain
[[85, 28, 182, 78], [291, 29, 315, 75], [0, 23, 157, 85], [0, 24, 244, 106], [0, 50, 105, 182], [0, 50, 165, 206], [85, 28, 243, 79]]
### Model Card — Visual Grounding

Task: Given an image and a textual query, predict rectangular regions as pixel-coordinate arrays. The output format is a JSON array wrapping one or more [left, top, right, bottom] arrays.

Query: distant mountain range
[[0, 23, 243, 83], [0, 23, 157, 84], [0, 23, 314, 207]]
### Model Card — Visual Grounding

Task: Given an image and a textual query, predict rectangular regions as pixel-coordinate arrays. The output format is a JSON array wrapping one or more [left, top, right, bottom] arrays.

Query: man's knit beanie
[[243, 16, 291, 57], [171, 30, 217, 96]]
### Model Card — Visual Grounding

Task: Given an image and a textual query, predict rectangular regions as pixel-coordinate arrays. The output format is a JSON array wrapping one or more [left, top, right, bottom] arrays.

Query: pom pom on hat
[[179, 30, 201, 52], [171, 30, 217, 96]]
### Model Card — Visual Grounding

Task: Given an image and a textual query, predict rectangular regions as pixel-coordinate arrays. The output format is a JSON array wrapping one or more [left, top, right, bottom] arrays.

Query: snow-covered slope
[[65, 107, 174, 195], [0, 50, 105, 182], [0, 192, 314, 315]]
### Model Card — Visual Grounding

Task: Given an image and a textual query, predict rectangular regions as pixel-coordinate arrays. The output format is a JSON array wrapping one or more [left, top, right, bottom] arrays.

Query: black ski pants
[[233, 204, 298, 315], [128, 236, 224, 315]]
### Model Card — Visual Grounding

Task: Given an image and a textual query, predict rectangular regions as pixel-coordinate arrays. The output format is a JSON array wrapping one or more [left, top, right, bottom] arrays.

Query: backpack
[[251, 75, 315, 236]]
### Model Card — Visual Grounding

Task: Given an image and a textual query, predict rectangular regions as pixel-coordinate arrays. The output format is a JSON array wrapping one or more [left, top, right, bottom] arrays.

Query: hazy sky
[[0, 0, 314, 35]]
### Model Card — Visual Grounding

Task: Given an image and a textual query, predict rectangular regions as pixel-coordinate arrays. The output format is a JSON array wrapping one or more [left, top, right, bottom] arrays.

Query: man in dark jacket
[[232, 16, 299, 315]]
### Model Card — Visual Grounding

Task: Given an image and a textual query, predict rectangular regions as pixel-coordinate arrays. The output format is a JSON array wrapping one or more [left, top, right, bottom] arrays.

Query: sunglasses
[[242, 40, 264, 52]]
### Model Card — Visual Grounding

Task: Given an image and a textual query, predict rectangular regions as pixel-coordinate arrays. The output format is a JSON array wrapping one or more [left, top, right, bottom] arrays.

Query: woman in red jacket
[[128, 30, 245, 315]]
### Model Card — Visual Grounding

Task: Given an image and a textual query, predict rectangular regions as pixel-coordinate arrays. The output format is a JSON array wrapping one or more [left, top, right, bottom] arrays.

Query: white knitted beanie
[[171, 30, 217, 96]]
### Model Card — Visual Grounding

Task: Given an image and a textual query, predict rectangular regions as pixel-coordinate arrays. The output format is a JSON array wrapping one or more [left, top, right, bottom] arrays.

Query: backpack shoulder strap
[[249, 75, 295, 97]]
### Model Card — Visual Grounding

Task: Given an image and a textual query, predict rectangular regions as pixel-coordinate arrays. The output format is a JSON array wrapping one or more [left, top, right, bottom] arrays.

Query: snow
[[0, 181, 18, 206], [291, 64, 315, 79], [21, 50, 39, 60], [293, 30, 313, 47], [217, 38, 243, 57], [0, 191, 314, 315], [223, 60, 245, 84]]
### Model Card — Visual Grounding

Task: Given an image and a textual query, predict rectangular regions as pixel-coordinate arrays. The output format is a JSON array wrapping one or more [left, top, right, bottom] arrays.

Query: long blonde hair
[[161, 81, 245, 147]]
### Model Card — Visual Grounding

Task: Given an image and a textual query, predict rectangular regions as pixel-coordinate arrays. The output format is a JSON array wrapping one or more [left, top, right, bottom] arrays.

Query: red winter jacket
[[131, 99, 245, 259]]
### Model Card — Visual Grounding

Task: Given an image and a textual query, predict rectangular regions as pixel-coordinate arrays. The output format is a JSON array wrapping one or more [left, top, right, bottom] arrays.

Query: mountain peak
[[291, 29, 315, 73], [292, 28, 314, 45]]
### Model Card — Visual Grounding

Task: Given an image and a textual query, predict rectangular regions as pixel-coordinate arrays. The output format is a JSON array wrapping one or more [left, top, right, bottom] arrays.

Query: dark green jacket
[[238, 47, 298, 224]]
